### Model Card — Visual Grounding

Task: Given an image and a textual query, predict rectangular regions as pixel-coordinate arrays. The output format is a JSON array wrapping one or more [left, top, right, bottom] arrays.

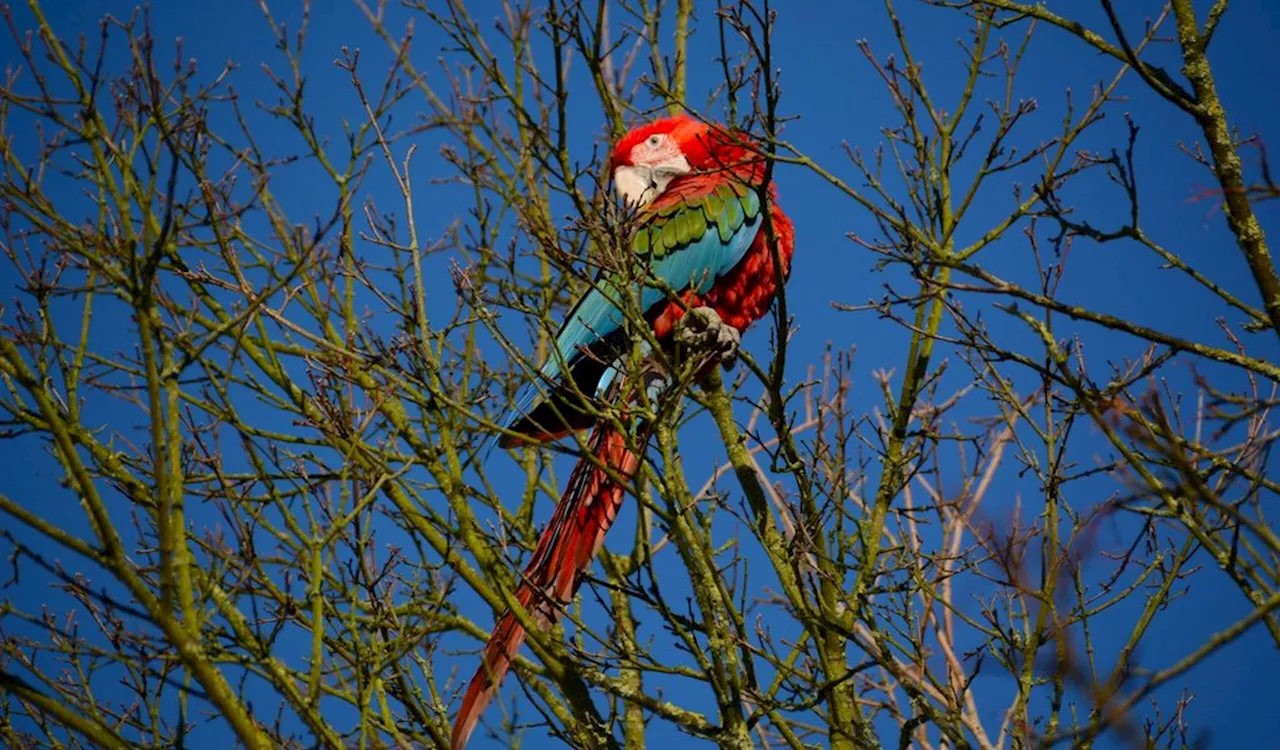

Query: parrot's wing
[[498, 180, 762, 444]]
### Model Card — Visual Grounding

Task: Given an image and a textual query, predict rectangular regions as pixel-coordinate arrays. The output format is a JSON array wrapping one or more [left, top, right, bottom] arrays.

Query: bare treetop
[[1, 1, 1277, 748]]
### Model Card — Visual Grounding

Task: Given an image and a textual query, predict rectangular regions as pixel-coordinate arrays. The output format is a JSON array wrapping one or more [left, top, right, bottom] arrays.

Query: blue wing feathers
[[495, 187, 762, 437]]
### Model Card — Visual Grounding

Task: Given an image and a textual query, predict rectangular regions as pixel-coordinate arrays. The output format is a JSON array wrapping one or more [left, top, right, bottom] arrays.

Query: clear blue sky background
[[3, 1, 1279, 748]]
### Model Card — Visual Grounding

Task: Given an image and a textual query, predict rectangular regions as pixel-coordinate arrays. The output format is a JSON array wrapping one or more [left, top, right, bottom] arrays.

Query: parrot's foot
[[675, 306, 741, 371]]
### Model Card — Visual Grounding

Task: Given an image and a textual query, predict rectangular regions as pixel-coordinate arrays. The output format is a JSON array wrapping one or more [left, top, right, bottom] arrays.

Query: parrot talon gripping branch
[[674, 305, 743, 371], [451, 114, 795, 750]]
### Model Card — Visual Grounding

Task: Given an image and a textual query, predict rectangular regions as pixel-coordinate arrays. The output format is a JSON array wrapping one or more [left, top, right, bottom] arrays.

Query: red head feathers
[[610, 114, 759, 206]]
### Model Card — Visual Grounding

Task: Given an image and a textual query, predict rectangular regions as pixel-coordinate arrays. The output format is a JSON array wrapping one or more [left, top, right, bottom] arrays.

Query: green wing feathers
[[634, 181, 761, 259], [498, 179, 763, 442]]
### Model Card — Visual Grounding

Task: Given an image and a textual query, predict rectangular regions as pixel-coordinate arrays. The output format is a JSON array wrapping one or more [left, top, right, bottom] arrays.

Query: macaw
[[451, 114, 795, 749]]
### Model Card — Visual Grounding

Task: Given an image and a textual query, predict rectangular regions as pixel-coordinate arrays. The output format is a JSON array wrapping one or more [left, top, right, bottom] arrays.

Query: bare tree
[[1, 1, 1274, 748]]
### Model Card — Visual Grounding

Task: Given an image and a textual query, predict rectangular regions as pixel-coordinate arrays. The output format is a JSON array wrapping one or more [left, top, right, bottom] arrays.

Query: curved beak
[[613, 165, 656, 207], [614, 154, 691, 208]]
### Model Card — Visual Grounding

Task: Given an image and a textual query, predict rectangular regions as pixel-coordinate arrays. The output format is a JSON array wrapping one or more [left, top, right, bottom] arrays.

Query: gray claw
[[675, 306, 741, 370]]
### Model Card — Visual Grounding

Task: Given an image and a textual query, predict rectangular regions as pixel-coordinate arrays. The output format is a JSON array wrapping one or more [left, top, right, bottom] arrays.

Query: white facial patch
[[613, 133, 692, 207]]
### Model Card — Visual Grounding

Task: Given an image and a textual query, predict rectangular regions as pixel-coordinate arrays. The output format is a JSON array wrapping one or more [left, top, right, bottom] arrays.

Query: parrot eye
[[647, 135, 662, 147]]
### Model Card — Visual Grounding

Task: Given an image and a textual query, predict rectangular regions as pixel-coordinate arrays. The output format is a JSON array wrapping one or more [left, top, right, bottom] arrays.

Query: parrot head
[[610, 115, 733, 207]]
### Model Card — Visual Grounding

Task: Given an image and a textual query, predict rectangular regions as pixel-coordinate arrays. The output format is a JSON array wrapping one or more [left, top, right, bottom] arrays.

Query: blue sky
[[3, 0, 1280, 747]]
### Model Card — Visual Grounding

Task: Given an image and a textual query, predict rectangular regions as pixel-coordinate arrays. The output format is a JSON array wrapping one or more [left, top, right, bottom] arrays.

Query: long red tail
[[451, 419, 642, 749]]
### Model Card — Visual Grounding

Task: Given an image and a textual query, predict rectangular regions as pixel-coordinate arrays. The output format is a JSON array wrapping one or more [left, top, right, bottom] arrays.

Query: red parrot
[[452, 114, 795, 749]]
